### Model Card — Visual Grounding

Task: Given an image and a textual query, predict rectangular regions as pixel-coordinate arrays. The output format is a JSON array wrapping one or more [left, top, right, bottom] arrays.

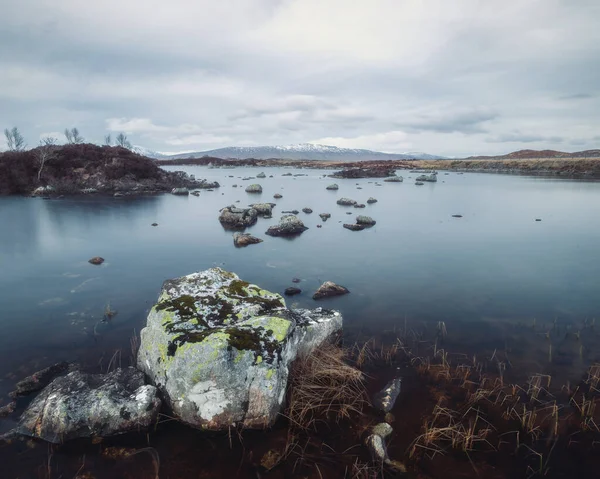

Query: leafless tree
[[35, 137, 57, 182], [115, 132, 132, 149], [4, 127, 27, 151], [104, 134, 112, 146], [64, 127, 84, 144]]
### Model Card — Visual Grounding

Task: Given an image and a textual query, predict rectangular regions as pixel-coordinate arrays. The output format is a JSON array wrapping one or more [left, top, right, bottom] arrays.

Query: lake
[[1, 166, 600, 414]]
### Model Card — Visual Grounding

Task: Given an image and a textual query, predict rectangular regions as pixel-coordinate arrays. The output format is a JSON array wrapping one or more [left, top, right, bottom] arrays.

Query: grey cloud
[[486, 133, 565, 144], [559, 93, 594, 100], [400, 109, 498, 134]]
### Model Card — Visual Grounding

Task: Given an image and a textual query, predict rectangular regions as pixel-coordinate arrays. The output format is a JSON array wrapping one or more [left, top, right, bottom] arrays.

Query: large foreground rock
[[137, 268, 342, 430], [219, 205, 258, 229], [15, 368, 160, 443], [265, 215, 308, 237]]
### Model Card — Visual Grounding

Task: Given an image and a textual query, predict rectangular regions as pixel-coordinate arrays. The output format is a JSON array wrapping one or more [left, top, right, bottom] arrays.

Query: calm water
[[1, 167, 600, 403]]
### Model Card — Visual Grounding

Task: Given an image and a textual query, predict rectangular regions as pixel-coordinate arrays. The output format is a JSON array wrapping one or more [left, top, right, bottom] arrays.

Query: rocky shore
[[0, 143, 218, 196]]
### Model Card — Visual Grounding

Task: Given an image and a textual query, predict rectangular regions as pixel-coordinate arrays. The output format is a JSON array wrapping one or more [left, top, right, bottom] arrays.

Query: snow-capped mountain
[[131, 145, 169, 159], [163, 144, 446, 161]]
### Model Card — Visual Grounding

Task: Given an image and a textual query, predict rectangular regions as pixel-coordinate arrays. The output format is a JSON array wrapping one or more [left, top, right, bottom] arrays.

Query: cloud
[[1, 0, 599, 156]]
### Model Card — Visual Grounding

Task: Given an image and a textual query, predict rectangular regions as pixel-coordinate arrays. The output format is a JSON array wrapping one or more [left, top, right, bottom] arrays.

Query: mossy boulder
[[137, 268, 342, 430]]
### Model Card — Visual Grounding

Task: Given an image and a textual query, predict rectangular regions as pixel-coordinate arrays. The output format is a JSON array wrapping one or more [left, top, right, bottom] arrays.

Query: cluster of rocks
[[416, 172, 438, 183]]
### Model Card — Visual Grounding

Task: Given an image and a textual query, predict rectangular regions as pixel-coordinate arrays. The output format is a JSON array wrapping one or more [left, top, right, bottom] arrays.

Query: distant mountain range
[[139, 143, 447, 161], [466, 149, 600, 160]]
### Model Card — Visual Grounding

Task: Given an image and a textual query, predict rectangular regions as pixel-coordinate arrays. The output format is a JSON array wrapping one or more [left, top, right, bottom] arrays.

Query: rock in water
[[88, 256, 104, 265], [137, 268, 342, 430], [313, 281, 350, 300], [171, 187, 190, 195], [219, 206, 258, 229], [273, 194, 283, 199], [302, 208, 313, 214], [256, 172, 266, 178], [250, 203, 275, 218], [343, 224, 365, 231], [284, 287, 302, 296], [326, 184, 339, 190], [337, 198, 357, 206], [372, 378, 402, 413], [233, 232, 263, 247], [245, 184, 263, 193], [367, 197, 378, 204], [11, 362, 69, 397], [319, 213, 331, 222], [416, 173, 437, 182], [356, 215, 376, 226], [353, 204, 366, 208], [383, 176, 403, 182], [15, 368, 160, 443], [265, 215, 308, 237]]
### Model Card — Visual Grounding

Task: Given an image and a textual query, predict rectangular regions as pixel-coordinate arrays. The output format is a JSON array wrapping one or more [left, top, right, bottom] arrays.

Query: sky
[[1, 0, 599, 157]]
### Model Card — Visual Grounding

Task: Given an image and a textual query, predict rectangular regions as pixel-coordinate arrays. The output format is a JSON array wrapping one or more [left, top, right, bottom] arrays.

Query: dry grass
[[285, 341, 368, 430]]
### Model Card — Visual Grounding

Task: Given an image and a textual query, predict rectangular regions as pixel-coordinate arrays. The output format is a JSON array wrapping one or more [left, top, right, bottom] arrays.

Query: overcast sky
[[1, 0, 599, 156]]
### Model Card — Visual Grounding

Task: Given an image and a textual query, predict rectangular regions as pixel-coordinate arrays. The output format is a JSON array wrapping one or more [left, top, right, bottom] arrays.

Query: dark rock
[[265, 215, 308, 237], [151, 223, 158, 226], [88, 257, 104, 265], [452, 215, 463, 218], [292, 278, 301, 283], [326, 184, 339, 190], [245, 184, 263, 193], [337, 198, 357, 206], [0, 401, 16, 418], [313, 281, 350, 300], [415, 181, 424, 185], [219, 206, 258, 229], [273, 193, 283, 199], [302, 208, 313, 214], [11, 362, 69, 397], [233, 232, 263, 247], [284, 287, 302, 296], [282, 210, 299, 215], [367, 197, 378, 204], [256, 172, 266, 178], [535, 218, 542, 222], [319, 213, 331, 221], [346, 212, 352, 215], [331, 167, 397, 179], [343, 223, 365, 231], [250, 203, 276, 217], [282, 173, 293, 176], [353, 204, 366, 208], [356, 215, 376, 226], [372, 378, 402, 413], [171, 187, 189, 195], [317, 224, 322, 228], [14, 368, 161, 443]]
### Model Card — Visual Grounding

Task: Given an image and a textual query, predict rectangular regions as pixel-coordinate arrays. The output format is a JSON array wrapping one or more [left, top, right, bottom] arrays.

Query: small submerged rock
[[535, 218, 542, 222], [452, 214, 463, 218], [383, 176, 403, 183], [343, 223, 365, 231], [256, 172, 266, 178], [273, 193, 283, 199], [367, 197, 378, 204], [373, 378, 402, 413], [284, 287, 302, 296], [245, 184, 263, 193], [415, 181, 424, 186], [337, 198, 357, 206], [282, 209, 300, 215], [282, 172, 293, 177], [171, 187, 189, 195], [313, 281, 349, 300], [265, 215, 308, 237], [353, 204, 366, 208], [152, 222, 158, 226], [233, 232, 263, 247], [326, 184, 339, 190], [88, 257, 104, 265], [302, 208, 313, 214]]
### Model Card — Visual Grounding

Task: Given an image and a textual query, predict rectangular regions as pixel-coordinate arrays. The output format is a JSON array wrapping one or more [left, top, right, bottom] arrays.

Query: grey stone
[[367, 197, 378, 204], [373, 378, 402, 413], [15, 368, 160, 443], [250, 203, 276, 217], [171, 187, 190, 195], [356, 216, 376, 226], [343, 224, 365, 231], [302, 208, 313, 214], [245, 184, 263, 193], [326, 184, 339, 190], [219, 206, 258, 229], [137, 268, 342, 430], [313, 281, 350, 300], [337, 198, 357, 206], [265, 215, 308, 237], [233, 232, 263, 247], [319, 213, 331, 222]]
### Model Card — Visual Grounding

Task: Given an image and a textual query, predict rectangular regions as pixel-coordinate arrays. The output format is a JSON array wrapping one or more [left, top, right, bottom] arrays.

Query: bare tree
[[115, 132, 132, 149], [64, 127, 84, 144], [104, 134, 112, 146], [4, 127, 27, 151], [35, 137, 57, 182]]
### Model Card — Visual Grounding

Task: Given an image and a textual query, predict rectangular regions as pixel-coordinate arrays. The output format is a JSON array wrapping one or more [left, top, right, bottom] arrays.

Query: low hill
[[466, 149, 600, 160]]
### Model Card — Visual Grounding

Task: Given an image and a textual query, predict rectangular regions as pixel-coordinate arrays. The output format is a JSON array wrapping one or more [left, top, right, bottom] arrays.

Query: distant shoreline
[[157, 156, 600, 178]]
